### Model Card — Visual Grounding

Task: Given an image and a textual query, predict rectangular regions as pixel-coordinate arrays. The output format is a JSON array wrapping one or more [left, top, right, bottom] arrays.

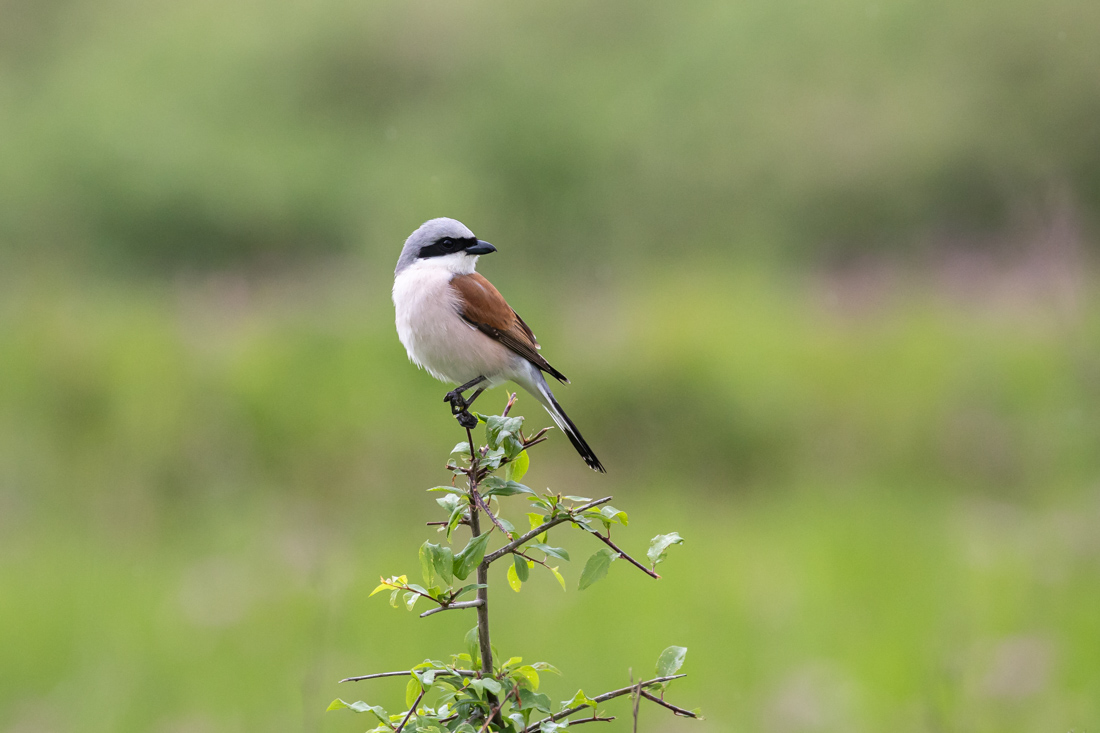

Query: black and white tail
[[529, 375, 605, 473]]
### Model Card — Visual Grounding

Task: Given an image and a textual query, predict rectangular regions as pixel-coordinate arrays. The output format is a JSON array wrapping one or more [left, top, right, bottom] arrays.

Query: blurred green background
[[2, 0, 1099, 731]]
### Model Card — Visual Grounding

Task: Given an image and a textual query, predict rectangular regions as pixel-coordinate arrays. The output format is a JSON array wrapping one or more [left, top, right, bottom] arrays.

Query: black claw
[[443, 377, 487, 418], [456, 410, 478, 429]]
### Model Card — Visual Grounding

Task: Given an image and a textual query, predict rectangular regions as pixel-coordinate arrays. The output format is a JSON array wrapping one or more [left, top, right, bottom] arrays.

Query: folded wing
[[450, 273, 569, 384]]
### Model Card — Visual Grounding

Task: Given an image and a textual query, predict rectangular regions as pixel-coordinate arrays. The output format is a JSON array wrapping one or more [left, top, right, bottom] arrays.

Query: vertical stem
[[465, 425, 494, 677], [465, 425, 500, 729]]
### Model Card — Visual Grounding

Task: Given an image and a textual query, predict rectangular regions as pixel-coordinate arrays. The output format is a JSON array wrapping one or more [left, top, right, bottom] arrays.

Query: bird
[[392, 217, 605, 473]]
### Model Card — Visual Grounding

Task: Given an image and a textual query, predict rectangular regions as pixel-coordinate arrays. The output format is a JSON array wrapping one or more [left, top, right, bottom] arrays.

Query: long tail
[[526, 373, 606, 473]]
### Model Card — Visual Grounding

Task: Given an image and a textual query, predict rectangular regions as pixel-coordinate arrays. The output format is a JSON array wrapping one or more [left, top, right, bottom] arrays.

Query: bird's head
[[395, 218, 496, 277]]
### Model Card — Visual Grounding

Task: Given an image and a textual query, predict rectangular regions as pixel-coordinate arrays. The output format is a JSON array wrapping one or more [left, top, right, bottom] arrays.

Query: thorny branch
[[639, 690, 701, 718], [336, 395, 694, 732], [483, 497, 613, 564], [523, 674, 687, 732], [591, 530, 660, 579]]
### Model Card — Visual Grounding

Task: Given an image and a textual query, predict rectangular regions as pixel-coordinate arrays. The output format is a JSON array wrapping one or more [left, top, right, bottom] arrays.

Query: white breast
[[392, 260, 516, 386]]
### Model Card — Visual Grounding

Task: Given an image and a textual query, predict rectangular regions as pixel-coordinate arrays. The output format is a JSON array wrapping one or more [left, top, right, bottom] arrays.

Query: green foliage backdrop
[[1, 0, 1099, 731]]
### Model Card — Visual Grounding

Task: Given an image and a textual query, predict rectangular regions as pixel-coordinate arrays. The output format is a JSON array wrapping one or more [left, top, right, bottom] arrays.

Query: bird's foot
[[455, 409, 479, 429], [445, 389, 466, 409]]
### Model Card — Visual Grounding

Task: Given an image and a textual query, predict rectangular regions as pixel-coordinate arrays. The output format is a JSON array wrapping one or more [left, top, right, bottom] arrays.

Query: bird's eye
[[440, 237, 456, 251]]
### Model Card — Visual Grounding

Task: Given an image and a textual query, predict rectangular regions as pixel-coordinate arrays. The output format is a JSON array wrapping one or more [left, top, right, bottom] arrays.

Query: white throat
[[406, 252, 479, 277]]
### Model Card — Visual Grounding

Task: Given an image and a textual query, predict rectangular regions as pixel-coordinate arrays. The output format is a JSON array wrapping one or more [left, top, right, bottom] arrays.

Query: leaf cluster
[[330, 646, 699, 732], [330, 404, 696, 731]]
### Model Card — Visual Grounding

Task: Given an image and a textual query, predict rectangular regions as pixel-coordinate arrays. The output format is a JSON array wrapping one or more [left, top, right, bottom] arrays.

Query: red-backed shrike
[[393, 218, 605, 473]]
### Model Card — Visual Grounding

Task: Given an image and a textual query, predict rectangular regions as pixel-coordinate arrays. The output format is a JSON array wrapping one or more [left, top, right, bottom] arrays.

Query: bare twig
[[472, 487, 512, 540], [484, 497, 614, 565], [339, 669, 478, 684], [560, 717, 614, 727], [427, 519, 469, 527], [339, 670, 415, 683], [523, 675, 686, 732], [419, 599, 484, 618], [593, 532, 660, 579], [639, 690, 699, 718], [395, 688, 425, 732], [631, 670, 641, 733]]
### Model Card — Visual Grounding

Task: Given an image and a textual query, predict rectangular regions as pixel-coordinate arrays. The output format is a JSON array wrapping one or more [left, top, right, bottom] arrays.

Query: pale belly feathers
[[393, 263, 516, 386]]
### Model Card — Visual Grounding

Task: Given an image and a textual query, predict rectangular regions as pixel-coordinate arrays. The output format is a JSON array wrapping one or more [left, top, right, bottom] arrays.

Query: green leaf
[[504, 449, 530, 482], [446, 502, 468, 541], [403, 591, 419, 611], [518, 688, 552, 713], [513, 554, 530, 582], [469, 678, 502, 696], [513, 665, 540, 690], [548, 566, 567, 591], [507, 563, 522, 592], [562, 689, 598, 710], [656, 646, 688, 677], [578, 548, 616, 590], [532, 662, 562, 675], [452, 532, 492, 581], [530, 543, 569, 561], [326, 699, 389, 724], [647, 532, 684, 567], [527, 513, 546, 530], [452, 582, 487, 600], [419, 542, 435, 586], [430, 543, 454, 585], [481, 446, 506, 469], [451, 442, 472, 458], [427, 485, 464, 494], [406, 677, 422, 708], [481, 477, 535, 498], [464, 626, 480, 666], [389, 588, 401, 608], [436, 492, 461, 513], [485, 415, 524, 450], [599, 505, 628, 526], [563, 495, 591, 502]]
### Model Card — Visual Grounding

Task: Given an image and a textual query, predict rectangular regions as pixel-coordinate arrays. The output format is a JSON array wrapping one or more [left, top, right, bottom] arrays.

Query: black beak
[[464, 240, 496, 255]]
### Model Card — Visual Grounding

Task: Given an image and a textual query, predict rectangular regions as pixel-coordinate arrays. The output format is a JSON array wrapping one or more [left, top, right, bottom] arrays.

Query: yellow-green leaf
[[549, 566, 566, 591], [507, 563, 522, 592], [514, 665, 540, 690], [405, 676, 421, 708], [505, 449, 529, 482]]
